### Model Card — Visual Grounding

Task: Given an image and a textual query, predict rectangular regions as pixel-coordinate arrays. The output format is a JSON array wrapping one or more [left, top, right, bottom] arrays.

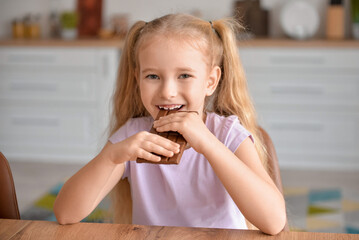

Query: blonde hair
[[109, 13, 268, 224]]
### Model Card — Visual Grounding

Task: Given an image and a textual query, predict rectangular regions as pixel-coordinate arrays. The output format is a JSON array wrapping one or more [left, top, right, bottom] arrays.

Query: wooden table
[[0, 219, 358, 240]]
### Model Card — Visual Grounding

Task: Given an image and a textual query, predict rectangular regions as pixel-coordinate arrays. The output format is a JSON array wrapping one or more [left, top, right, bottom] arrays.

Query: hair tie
[[209, 21, 220, 39], [209, 21, 214, 28]]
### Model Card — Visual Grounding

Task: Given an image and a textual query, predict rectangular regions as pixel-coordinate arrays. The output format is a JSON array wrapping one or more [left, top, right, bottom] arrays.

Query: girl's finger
[[154, 115, 190, 132], [142, 140, 179, 158], [137, 149, 161, 162], [154, 122, 180, 133], [148, 132, 180, 149], [154, 115, 184, 128], [155, 111, 198, 126]]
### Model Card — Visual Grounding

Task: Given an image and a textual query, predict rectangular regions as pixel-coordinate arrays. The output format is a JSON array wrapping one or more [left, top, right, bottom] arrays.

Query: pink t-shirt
[[109, 112, 252, 229]]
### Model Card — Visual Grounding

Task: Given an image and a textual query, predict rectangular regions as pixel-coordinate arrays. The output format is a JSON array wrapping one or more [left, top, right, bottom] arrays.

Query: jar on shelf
[[326, 0, 345, 39], [24, 14, 41, 39], [12, 19, 25, 39], [49, 12, 61, 38], [31, 15, 41, 39]]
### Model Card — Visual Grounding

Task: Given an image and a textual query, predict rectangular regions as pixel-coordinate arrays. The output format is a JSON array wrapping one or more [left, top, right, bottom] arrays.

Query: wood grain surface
[[1, 219, 358, 240]]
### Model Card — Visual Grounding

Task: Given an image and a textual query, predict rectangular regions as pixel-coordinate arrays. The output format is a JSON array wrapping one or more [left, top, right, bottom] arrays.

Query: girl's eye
[[146, 74, 159, 80], [179, 74, 191, 79]]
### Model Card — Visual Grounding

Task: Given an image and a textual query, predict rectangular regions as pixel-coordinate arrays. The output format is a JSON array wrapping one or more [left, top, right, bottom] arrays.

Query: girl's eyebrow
[[141, 67, 196, 74], [141, 68, 158, 74], [176, 67, 196, 72]]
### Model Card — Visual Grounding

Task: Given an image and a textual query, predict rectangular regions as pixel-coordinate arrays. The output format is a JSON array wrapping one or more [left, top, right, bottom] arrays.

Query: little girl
[[54, 13, 286, 235]]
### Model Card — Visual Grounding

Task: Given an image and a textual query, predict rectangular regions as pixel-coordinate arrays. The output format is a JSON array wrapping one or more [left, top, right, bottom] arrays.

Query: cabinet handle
[[7, 54, 55, 64], [11, 82, 57, 92], [270, 85, 323, 95], [102, 55, 108, 78], [12, 117, 59, 127], [270, 122, 323, 132], [270, 56, 324, 65]]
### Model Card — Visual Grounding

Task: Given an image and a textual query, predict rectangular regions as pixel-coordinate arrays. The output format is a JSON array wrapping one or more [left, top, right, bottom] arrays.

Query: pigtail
[[211, 19, 249, 121], [109, 21, 148, 225], [211, 19, 269, 231], [211, 19, 268, 170], [109, 21, 148, 136]]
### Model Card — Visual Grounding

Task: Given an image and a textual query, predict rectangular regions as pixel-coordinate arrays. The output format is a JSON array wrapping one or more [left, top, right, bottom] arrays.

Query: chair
[[257, 127, 289, 231], [113, 127, 288, 230], [258, 127, 284, 195], [0, 152, 20, 219]]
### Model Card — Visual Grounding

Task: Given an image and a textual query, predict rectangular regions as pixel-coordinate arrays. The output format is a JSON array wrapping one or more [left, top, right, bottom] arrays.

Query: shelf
[[0, 38, 125, 48], [239, 38, 359, 48], [0, 38, 358, 48]]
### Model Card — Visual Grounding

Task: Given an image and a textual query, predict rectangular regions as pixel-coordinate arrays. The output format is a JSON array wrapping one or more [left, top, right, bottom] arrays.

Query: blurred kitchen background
[[0, 0, 358, 39], [0, 0, 359, 234]]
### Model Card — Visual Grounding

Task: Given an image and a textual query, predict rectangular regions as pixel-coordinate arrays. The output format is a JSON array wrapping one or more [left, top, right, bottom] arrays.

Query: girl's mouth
[[157, 104, 184, 111]]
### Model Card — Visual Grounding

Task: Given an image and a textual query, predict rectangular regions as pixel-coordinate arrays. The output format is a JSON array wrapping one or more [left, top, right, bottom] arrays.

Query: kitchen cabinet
[[0, 47, 119, 163], [240, 47, 359, 170], [1, 39, 358, 169]]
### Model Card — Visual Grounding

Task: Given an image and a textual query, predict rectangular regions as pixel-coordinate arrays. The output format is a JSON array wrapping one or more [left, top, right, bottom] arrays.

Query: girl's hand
[[107, 131, 180, 164], [152, 111, 213, 154]]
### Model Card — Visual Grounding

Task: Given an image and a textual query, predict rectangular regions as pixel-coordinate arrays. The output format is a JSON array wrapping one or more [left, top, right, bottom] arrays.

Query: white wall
[[0, 0, 353, 39]]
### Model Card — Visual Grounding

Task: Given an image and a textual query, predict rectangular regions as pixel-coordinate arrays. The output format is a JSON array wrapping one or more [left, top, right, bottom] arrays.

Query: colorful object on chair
[[22, 182, 359, 233]]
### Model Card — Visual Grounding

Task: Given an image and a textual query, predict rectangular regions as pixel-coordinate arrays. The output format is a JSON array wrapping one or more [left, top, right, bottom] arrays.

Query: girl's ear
[[206, 66, 221, 96]]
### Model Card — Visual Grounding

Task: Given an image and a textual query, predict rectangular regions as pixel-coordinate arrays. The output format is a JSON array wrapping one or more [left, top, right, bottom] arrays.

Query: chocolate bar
[[136, 109, 187, 164]]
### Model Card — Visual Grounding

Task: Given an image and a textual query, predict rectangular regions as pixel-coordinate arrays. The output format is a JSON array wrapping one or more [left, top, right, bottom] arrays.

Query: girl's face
[[137, 36, 221, 120]]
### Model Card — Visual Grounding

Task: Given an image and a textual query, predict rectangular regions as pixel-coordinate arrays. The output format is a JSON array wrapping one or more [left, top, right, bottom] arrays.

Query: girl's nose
[[160, 79, 177, 99]]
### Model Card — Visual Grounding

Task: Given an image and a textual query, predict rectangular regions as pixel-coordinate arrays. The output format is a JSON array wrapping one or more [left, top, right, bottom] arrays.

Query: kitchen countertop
[[0, 38, 358, 48], [239, 38, 359, 48], [0, 38, 125, 48]]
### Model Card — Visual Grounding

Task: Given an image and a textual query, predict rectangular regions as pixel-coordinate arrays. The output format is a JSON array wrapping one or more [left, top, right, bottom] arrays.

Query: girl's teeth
[[159, 105, 182, 110]]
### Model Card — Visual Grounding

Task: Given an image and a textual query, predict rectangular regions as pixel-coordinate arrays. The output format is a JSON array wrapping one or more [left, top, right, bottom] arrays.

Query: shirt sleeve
[[225, 115, 254, 153], [108, 121, 130, 179], [109, 124, 128, 144]]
